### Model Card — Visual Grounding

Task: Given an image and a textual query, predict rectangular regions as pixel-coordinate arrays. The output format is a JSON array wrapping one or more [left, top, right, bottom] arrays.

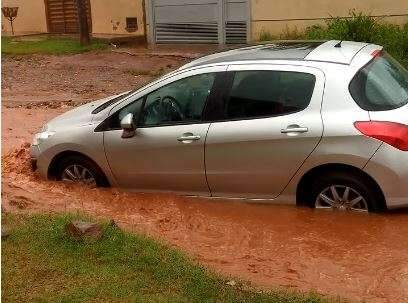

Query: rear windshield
[[349, 52, 408, 111]]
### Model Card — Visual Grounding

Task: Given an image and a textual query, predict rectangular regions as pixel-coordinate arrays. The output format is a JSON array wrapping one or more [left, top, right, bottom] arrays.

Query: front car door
[[103, 66, 227, 195], [205, 64, 325, 199]]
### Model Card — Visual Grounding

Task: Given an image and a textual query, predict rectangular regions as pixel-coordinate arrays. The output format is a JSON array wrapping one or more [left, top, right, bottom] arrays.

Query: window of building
[[126, 17, 138, 32]]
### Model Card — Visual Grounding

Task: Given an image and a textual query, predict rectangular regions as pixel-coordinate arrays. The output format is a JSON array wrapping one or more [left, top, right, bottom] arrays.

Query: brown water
[[2, 143, 408, 303]]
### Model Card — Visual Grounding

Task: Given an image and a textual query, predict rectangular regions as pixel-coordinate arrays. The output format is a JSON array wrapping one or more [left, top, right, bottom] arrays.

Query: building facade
[[2, 0, 48, 34], [250, 0, 408, 39], [2, 0, 146, 38], [2, 0, 408, 43]]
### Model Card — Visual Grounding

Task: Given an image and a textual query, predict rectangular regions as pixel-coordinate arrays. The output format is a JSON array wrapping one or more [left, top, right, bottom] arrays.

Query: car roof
[[180, 40, 371, 70], [305, 40, 369, 64]]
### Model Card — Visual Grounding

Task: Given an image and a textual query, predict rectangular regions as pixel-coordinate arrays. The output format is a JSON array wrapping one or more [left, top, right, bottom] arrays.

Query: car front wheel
[[56, 155, 108, 187]]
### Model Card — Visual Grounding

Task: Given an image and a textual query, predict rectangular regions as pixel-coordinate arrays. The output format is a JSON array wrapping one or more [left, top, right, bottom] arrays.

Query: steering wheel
[[144, 96, 185, 124], [162, 96, 185, 120]]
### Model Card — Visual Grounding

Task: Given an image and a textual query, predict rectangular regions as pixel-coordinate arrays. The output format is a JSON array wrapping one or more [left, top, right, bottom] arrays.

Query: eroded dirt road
[[2, 51, 408, 303], [1, 50, 187, 108]]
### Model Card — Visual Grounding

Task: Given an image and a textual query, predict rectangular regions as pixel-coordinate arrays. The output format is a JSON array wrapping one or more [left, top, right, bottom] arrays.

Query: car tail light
[[354, 121, 408, 151]]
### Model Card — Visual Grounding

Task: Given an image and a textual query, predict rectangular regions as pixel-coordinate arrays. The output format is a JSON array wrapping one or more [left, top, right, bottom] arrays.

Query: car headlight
[[32, 128, 56, 146]]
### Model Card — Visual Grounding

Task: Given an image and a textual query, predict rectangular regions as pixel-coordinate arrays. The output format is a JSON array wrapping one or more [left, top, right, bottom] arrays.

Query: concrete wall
[[1, 0, 47, 34], [250, 0, 408, 40], [2, 0, 407, 41], [1, 0, 146, 37], [90, 0, 145, 36]]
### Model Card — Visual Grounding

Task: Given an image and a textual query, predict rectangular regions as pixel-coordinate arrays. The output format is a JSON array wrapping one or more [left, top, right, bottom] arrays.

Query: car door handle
[[281, 126, 309, 134], [177, 134, 201, 142]]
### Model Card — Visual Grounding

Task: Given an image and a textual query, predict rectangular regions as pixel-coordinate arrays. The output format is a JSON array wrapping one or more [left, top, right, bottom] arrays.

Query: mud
[[2, 52, 408, 303], [1, 108, 66, 154], [1, 51, 187, 108], [1, 108, 408, 303]]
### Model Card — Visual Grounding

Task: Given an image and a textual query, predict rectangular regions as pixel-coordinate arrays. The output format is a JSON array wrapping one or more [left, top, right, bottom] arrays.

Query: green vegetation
[[259, 26, 305, 42], [259, 30, 275, 43], [1, 213, 342, 303], [1, 36, 108, 55], [259, 10, 408, 67], [305, 10, 408, 67]]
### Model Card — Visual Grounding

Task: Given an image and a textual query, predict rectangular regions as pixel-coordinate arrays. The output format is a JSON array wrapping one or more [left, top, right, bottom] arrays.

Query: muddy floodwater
[[2, 49, 408, 302], [2, 108, 408, 303]]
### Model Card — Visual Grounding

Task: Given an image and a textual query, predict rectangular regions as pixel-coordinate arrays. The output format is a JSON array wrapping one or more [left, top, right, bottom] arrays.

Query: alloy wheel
[[61, 164, 96, 187], [315, 185, 368, 212]]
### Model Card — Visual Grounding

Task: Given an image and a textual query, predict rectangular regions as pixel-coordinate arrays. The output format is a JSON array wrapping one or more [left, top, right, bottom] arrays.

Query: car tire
[[55, 155, 109, 187], [306, 171, 385, 213]]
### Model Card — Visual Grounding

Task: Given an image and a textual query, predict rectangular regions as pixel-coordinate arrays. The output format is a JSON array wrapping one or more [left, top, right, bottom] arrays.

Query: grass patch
[[258, 10, 408, 68], [259, 30, 275, 42], [259, 27, 304, 41], [1, 36, 108, 55], [1, 213, 343, 303]]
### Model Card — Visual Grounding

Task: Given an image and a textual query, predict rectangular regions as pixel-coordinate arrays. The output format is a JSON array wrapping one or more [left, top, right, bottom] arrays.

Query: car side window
[[139, 73, 216, 127], [349, 52, 408, 111], [104, 97, 143, 130], [225, 71, 316, 120]]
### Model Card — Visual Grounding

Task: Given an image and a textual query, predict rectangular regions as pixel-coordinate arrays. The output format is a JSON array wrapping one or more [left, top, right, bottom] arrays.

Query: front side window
[[225, 70, 316, 120], [349, 52, 408, 111], [103, 97, 143, 130], [140, 73, 216, 127]]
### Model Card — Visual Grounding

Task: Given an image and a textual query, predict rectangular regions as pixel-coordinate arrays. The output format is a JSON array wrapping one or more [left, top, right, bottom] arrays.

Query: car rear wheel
[[56, 155, 108, 187], [308, 172, 384, 213]]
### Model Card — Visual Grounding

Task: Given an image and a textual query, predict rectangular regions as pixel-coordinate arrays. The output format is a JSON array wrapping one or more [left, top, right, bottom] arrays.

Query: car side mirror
[[120, 113, 136, 138]]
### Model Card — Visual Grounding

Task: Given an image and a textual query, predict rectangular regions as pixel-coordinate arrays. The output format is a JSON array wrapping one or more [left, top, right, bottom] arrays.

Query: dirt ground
[[2, 50, 408, 303], [1, 49, 188, 108]]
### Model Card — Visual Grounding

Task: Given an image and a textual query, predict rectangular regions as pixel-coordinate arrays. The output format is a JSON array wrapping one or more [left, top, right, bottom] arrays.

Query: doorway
[[45, 0, 92, 34]]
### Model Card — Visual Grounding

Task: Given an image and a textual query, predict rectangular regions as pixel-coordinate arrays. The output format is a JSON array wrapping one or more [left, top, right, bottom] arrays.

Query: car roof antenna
[[334, 40, 342, 48]]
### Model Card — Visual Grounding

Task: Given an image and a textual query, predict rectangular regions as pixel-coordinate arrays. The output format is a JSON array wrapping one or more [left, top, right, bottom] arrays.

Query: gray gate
[[149, 0, 248, 44], [224, 0, 248, 44]]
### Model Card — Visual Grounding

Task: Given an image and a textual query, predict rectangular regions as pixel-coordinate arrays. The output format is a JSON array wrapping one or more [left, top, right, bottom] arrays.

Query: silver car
[[31, 40, 408, 212]]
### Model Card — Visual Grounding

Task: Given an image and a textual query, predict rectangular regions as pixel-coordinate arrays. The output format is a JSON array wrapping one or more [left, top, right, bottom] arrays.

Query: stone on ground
[[65, 221, 103, 241], [2, 225, 11, 239]]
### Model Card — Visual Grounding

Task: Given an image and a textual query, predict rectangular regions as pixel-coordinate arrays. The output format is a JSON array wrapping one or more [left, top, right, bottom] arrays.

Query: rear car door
[[205, 64, 325, 199], [103, 66, 226, 195]]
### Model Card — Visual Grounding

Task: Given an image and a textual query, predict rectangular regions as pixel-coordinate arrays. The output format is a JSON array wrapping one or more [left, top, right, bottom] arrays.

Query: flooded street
[[2, 52, 408, 303], [2, 108, 408, 303]]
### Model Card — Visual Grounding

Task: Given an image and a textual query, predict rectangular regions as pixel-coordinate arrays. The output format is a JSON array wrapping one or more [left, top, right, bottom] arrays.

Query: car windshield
[[349, 51, 408, 111], [91, 91, 132, 114], [91, 72, 176, 115]]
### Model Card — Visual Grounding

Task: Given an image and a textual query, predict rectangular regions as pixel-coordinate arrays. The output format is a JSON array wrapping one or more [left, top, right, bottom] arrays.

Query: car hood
[[46, 93, 125, 130]]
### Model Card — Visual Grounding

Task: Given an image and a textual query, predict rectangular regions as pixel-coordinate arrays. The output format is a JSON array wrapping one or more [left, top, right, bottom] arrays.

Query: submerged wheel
[[308, 171, 384, 213], [315, 185, 369, 212], [55, 155, 108, 187]]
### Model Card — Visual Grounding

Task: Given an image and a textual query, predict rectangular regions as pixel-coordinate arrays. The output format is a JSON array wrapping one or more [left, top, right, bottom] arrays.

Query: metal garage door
[[225, 0, 248, 44], [153, 0, 219, 43], [150, 0, 248, 44], [46, 0, 92, 34]]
